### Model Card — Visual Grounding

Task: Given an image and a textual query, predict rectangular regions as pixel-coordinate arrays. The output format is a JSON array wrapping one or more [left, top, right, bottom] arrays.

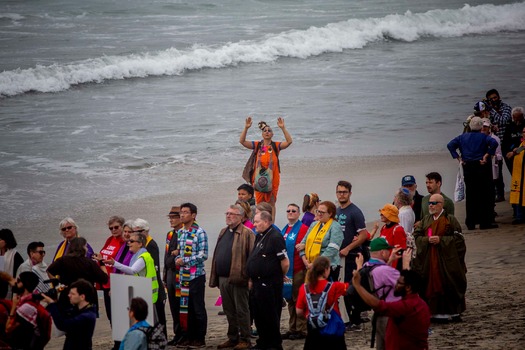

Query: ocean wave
[[1, 2, 525, 97]]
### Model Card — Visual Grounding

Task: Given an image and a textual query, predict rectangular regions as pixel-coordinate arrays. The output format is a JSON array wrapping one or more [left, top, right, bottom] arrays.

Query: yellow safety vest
[[136, 251, 159, 303]]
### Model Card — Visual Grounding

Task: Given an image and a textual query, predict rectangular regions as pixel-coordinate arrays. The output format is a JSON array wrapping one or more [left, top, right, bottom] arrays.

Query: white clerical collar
[[433, 209, 445, 220]]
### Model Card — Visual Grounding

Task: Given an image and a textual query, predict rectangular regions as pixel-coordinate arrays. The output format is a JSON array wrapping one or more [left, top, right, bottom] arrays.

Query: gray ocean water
[[1, 0, 525, 227]]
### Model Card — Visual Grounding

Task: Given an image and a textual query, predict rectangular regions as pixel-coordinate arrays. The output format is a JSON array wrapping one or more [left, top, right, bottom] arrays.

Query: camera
[[396, 249, 405, 256], [32, 278, 60, 301]]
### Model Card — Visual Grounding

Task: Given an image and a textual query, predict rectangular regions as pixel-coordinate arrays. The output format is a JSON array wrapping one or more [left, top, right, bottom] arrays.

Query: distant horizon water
[[1, 0, 524, 227]]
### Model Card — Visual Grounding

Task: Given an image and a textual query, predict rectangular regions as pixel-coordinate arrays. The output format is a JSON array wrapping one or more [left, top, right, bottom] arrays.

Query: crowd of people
[[0, 88, 522, 350]]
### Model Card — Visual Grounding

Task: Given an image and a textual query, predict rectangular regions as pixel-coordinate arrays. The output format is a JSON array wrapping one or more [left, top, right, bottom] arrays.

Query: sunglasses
[[428, 201, 442, 205], [316, 210, 327, 215], [127, 240, 139, 244], [34, 250, 46, 255], [133, 229, 145, 233], [109, 226, 120, 231], [286, 209, 298, 213], [61, 226, 74, 232]]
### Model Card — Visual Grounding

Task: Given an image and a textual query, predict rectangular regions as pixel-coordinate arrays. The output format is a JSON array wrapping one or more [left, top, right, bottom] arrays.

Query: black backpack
[[138, 323, 167, 350], [346, 264, 392, 313]]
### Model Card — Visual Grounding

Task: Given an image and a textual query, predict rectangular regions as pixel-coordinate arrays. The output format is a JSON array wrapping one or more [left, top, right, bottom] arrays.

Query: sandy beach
[[32, 152, 524, 349]]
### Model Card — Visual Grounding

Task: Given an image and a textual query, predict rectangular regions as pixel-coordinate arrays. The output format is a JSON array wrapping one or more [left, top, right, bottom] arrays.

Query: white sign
[[110, 274, 154, 341]]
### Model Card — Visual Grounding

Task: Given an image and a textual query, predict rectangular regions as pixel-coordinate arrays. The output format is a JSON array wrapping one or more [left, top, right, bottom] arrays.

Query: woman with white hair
[[447, 116, 499, 230], [131, 218, 167, 333], [52, 217, 94, 262]]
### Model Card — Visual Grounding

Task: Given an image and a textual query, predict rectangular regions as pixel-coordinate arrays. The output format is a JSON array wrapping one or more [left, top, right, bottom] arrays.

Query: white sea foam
[[1, 2, 524, 97], [0, 13, 25, 21]]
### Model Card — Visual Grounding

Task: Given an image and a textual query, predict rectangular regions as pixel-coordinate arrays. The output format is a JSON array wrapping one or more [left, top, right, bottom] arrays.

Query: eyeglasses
[[34, 250, 46, 255], [316, 210, 327, 215], [109, 226, 120, 231], [336, 191, 349, 195], [127, 240, 139, 244], [133, 229, 145, 233], [286, 209, 298, 213], [179, 211, 191, 215], [225, 212, 241, 216], [61, 226, 74, 232], [428, 201, 442, 205]]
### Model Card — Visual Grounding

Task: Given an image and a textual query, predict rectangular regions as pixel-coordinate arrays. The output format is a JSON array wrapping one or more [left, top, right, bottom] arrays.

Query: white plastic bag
[[454, 164, 465, 202]]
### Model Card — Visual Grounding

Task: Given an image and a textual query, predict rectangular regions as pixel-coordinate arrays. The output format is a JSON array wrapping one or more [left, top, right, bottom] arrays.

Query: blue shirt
[[447, 131, 498, 161], [177, 223, 208, 279], [119, 320, 150, 350]]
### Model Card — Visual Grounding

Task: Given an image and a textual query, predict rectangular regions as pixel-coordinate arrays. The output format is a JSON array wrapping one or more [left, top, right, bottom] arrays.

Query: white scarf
[[3, 248, 17, 299]]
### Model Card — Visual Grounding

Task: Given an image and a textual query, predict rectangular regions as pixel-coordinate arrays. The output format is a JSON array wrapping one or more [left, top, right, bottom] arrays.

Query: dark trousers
[[187, 275, 207, 341], [103, 288, 112, 324], [304, 323, 346, 350], [494, 159, 505, 199], [463, 160, 494, 227], [166, 269, 181, 336], [343, 255, 362, 325], [250, 280, 283, 350]]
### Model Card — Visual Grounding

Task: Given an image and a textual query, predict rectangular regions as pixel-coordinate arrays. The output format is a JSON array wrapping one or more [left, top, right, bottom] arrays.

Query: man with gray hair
[[246, 211, 289, 350], [447, 118, 498, 230], [133, 218, 167, 334], [210, 205, 255, 350]]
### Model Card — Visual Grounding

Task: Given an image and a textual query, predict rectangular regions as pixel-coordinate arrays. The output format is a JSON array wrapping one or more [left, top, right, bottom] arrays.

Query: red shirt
[[283, 223, 309, 274], [296, 280, 349, 317], [379, 223, 407, 269], [99, 235, 124, 288], [375, 293, 431, 350]]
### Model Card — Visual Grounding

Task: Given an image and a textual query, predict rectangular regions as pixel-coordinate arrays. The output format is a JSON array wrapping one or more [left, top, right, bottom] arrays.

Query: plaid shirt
[[177, 223, 208, 279], [490, 101, 512, 140]]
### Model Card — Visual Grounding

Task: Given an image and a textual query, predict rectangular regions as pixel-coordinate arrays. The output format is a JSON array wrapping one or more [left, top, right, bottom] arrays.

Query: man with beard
[[1, 271, 51, 350], [420, 172, 455, 218], [412, 194, 466, 324], [335, 180, 370, 331], [486, 88, 512, 143], [352, 269, 430, 350]]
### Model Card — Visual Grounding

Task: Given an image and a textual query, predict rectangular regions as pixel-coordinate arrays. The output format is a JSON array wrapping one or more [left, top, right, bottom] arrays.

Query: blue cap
[[401, 175, 416, 186], [474, 101, 491, 112]]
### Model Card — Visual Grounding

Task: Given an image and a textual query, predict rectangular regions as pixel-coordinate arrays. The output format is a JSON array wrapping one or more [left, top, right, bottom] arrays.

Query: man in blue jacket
[[43, 279, 97, 350]]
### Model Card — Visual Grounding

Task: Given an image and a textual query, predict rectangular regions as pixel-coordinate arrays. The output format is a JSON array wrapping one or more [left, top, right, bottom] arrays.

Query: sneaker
[[217, 339, 238, 349], [233, 341, 251, 350], [168, 334, 185, 346], [346, 324, 363, 332], [177, 339, 192, 348], [218, 310, 226, 316], [188, 340, 206, 349]]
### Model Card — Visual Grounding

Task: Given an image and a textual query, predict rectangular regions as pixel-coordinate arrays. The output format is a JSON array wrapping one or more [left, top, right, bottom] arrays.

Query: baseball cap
[[401, 175, 416, 186], [370, 237, 394, 252], [474, 101, 491, 112]]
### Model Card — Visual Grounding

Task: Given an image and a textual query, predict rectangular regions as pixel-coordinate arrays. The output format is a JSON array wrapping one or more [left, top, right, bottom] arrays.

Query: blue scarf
[[281, 221, 303, 299], [130, 247, 148, 266]]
